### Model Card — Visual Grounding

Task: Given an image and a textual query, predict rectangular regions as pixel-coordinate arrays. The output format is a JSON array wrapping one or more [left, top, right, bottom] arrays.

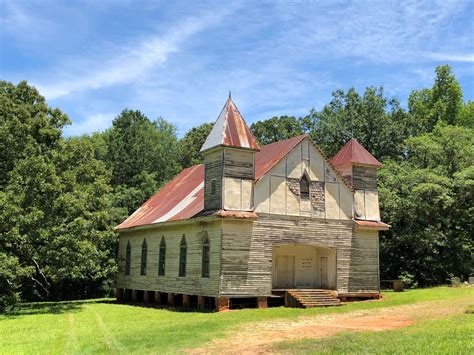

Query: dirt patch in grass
[[189, 296, 473, 354]]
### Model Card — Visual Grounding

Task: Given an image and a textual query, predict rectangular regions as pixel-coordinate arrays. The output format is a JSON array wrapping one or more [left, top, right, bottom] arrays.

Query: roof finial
[[228, 90, 231, 99]]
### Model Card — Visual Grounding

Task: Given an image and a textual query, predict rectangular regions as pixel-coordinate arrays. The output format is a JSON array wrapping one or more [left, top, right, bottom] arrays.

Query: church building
[[115, 97, 389, 310]]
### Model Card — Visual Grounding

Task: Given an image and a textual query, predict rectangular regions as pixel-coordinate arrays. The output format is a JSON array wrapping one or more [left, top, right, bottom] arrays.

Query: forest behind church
[[1, 65, 473, 312]]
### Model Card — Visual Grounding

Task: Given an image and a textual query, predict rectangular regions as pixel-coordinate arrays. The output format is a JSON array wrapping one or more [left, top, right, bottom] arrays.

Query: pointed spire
[[200, 97, 260, 153], [331, 138, 382, 168]]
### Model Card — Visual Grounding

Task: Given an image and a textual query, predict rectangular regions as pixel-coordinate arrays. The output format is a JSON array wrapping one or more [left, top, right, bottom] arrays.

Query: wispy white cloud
[[425, 53, 474, 63], [2, 0, 473, 138], [267, 0, 472, 64], [0, 0, 57, 40], [34, 10, 231, 99]]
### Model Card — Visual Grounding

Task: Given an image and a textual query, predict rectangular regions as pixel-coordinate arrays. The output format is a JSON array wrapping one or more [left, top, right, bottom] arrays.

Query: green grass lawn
[[0, 287, 472, 354], [272, 307, 474, 354]]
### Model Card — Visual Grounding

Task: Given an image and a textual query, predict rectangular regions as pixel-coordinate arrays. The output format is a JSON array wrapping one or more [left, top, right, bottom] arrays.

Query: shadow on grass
[[5, 299, 116, 318], [116, 301, 217, 313]]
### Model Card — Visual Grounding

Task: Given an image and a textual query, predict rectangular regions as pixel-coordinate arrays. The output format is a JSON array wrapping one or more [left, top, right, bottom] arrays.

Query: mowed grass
[[0, 287, 473, 354], [272, 305, 474, 354]]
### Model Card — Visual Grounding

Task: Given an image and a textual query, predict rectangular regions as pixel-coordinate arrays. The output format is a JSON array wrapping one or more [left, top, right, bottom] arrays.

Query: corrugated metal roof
[[117, 136, 306, 230], [255, 134, 307, 180], [200, 97, 260, 152], [115, 164, 204, 230], [331, 138, 382, 168]]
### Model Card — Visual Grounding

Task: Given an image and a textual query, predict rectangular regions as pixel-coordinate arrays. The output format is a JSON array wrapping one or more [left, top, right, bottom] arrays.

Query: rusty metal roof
[[331, 138, 382, 168], [355, 220, 390, 230], [200, 97, 260, 153], [116, 164, 204, 230], [255, 134, 307, 180], [117, 135, 307, 230]]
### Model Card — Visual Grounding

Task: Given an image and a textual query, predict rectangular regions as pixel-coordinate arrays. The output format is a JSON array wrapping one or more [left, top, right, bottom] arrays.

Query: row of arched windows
[[124, 234, 210, 278]]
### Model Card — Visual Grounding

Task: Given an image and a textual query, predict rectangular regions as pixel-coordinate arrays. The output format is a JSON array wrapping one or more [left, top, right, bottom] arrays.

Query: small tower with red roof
[[200, 96, 260, 212], [331, 138, 382, 221]]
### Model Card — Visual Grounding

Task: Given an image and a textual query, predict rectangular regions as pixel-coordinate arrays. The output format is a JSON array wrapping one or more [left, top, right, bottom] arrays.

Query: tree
[[178, 123, 213, 168], [1, 136, 117, 301], [302, 87, 409, 159], [0, 81, 117, 308], [105, 110, 180, 214], [250, 116, 303, 145], [458, 101, 474, 129], [0, 80, 69, 189], [379, 125, 473, 286], [408, 65, 463, 132], [0, 250, 30, 312]]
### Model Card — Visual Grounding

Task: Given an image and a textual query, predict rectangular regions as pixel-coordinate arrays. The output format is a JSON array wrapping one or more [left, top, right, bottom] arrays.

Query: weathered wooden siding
[[222, 148, 254, 211], [348, 229, 380, 292], [204, 149, 223, 211], [116, 220, 222, 297], [220, 215, 356, 296], [223, 149, 254, 179], [352, 165, 377, 190], [254, 138, 353, 220]]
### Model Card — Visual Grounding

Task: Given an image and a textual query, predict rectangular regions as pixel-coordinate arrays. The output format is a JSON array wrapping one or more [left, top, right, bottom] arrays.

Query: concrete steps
[[287, 289, 341, 308]]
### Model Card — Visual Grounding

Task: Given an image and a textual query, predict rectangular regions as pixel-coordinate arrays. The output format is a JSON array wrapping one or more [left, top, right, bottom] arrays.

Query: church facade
[[115, 97, 389, 310]]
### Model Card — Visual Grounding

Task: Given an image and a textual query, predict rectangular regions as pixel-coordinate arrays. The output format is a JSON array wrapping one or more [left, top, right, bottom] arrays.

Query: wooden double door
[[275, 254, 330, 289]]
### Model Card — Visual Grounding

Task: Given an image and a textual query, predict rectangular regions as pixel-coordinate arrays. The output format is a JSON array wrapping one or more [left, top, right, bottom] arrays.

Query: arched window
[[125, 241, 131, 276], [202, 234, 210, 278], [158, 236, 166, 276], [140, 239, 147, 276], [300, 175, 310, 200], [179, 235, 187, 277]]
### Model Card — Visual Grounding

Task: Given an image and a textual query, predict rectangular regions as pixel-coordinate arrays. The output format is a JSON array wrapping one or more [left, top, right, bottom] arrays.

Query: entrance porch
[[272, 244, 337, 290]]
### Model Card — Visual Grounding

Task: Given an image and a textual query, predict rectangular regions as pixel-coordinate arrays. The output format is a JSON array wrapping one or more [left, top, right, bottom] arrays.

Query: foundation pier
[[215, 297, 230, 312]]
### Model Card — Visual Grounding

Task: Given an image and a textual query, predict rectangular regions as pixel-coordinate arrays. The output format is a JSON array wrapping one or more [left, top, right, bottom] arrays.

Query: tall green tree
[[1, 136, 117, 301], [378, 65, 472, 286], [1, 82, 117, 308], [0, 80, 69, 189], [178, 123, 213, 168], [408, 65, 463, 132], [250, 116, 303, 145], [379, 125, 473, 286], [105, 110, 180, 214]]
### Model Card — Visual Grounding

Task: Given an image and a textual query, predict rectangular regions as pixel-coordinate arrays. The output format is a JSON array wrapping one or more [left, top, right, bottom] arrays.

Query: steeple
[[332, 138, 382, 221], [200, 97, 260, 153], [201, 97, 259, 212], [331, 138, 382, 169]]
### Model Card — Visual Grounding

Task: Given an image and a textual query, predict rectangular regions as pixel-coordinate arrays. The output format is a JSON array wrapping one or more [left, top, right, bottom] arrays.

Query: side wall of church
[[117, 220, 222, 297]]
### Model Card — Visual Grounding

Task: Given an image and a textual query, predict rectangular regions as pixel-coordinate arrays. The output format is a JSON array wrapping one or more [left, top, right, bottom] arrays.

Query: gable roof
[[116, 164, 204, 230], [117, 135, 306, 230], [200, 97, 260, 153], [331, 138, 382, 168], [255, 134, 307, 181]]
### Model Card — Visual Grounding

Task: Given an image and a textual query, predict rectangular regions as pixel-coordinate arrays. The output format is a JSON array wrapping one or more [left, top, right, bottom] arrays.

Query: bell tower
[[331, 138, 383, 221], [200, 97, 260, 212]]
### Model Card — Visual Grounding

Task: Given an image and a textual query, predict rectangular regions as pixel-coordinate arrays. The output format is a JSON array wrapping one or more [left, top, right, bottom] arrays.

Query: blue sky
[[1, 0, 473, 137]]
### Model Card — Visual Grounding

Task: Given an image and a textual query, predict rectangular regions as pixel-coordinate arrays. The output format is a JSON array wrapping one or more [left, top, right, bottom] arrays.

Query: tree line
[[1, 65, 472, 312]]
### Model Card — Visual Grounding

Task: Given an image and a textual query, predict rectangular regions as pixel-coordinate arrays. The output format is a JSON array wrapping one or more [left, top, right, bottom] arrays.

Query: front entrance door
[[320, 256, 329, 288], [276, 255, 295, 288]]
